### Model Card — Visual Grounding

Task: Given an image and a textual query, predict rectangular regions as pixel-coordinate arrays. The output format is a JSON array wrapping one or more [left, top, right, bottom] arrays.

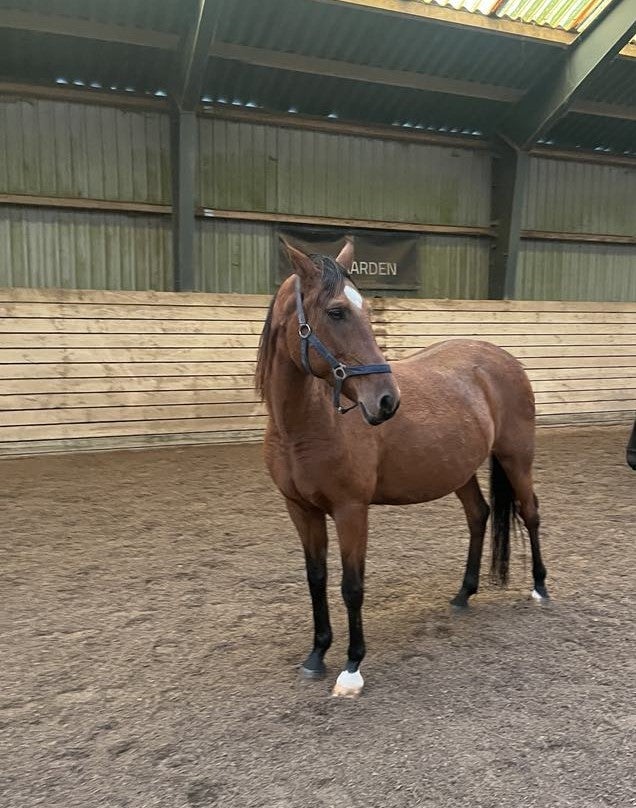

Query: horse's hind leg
[[496, 456, 549, 601], [285, 498, 332, 678], [451, 475, 490, 609]]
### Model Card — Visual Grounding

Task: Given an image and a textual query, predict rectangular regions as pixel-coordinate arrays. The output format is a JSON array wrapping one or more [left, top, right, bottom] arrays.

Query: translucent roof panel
[[418, 0, 628, 33]]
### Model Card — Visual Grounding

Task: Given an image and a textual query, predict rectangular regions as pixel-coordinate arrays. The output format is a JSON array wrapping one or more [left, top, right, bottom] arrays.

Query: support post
[[170, 108, 196, 292], [489, 138, 529, 300]]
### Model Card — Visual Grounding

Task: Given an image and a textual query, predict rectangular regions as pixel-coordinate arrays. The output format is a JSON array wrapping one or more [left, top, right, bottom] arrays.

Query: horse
[[256, 240, 549, 698], [627, 416, 636, 469]]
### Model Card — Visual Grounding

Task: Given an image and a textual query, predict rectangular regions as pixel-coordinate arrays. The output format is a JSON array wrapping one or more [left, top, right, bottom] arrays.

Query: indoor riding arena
[[1, 2, 635, 807]]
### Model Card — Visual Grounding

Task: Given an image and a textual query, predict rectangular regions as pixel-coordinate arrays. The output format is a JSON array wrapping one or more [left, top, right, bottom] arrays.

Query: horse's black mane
[[255, 254, 349, 401]]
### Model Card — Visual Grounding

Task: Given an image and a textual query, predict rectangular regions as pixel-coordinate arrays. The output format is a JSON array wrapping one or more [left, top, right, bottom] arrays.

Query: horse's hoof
[[450, 595, 469, 611], [300, 663, 326, 680], [331, 669, 364, 698], [531, 587, 550, 603], [300, 653, 326, 679]]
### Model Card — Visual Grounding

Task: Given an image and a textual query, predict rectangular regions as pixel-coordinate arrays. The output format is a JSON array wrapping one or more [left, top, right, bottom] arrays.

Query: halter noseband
[[294, 274, 392, 414]]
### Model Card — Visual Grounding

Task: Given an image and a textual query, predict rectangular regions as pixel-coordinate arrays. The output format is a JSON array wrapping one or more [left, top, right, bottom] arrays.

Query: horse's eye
[[327, 308, 345, 321]]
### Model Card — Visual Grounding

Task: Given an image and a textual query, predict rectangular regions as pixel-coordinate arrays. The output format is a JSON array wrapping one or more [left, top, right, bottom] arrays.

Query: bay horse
[[627, 417, 636, 469], [256, 240, 549, 697]]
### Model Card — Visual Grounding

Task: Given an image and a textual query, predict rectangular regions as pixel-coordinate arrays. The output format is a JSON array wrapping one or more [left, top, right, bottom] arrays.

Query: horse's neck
[[267, 347, 334, 440]]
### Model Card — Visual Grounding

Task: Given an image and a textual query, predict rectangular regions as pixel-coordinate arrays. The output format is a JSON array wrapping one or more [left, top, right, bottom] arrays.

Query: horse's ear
[[336, 237, 354, 273], [281, 239, 319, 283]]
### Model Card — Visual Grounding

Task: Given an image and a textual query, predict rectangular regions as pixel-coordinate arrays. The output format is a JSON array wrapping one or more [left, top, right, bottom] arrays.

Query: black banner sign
[[278, 226, 419, 291]]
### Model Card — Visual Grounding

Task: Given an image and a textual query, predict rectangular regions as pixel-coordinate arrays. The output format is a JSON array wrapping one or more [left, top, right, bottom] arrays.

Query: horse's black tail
[[490, 455, 517, 586]]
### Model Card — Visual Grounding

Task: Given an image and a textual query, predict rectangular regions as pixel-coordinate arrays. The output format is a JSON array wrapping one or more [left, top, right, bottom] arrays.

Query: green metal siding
[[516, 240, 636, 301], [198, 118, 491, 227], [0, 98, 170, 203], [0, 206, 171, 290], [524, 157, 636, 237], [419, 236, 490, 299], [195, 219, 274, 294]]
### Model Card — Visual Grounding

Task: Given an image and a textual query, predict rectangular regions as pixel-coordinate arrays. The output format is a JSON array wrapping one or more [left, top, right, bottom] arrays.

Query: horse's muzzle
[[360, 392, 400, 426]]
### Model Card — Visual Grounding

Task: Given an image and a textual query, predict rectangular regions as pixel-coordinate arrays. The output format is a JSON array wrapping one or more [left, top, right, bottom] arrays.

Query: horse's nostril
[[380, 394, 395, 415]]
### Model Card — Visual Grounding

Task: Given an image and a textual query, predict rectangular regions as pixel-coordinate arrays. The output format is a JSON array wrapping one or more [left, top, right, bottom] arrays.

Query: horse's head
[[279, 240, 400, 425]]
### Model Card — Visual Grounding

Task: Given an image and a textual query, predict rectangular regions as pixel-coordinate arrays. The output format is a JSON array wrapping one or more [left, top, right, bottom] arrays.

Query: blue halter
[[294, 274, 392, 414]]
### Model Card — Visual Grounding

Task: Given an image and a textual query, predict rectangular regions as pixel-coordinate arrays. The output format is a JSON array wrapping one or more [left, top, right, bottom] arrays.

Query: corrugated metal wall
[[198, 118, 491, 227], [516, 240, 636, 301], [0, 205, 172, 290], [0, 98, 170, 203], [520, 156, 636, 301], [524, 157, 635, 236], [195, 219, 274, 293], [1, 98, 634, 301], [419, 236, 490, 299]]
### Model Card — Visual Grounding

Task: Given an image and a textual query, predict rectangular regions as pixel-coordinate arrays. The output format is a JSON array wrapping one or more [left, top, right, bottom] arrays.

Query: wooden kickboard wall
[[0, 287, 634, 456]]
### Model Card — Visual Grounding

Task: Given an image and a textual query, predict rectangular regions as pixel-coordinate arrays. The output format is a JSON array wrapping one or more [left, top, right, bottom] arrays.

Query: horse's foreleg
[[451, 475, 490, 609], [285, 498, 332, 679], [332, 502, 368, 698]]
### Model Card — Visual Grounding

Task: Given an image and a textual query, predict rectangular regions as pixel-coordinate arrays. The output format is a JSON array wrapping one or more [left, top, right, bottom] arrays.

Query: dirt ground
[[1, 425, 634, 808]]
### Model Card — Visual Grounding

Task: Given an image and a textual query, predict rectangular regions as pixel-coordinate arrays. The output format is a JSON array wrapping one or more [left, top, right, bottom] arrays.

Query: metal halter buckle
[[298, 323, 312, 339], [333, 364, 347, 380]]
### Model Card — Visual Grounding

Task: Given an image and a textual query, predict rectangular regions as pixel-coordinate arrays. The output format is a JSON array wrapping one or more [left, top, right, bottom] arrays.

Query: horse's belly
[[372, 416, 493, 505]]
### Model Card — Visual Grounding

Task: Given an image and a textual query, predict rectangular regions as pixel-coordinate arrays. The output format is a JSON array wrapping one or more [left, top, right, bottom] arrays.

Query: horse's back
[[395, 338, 533, 412]]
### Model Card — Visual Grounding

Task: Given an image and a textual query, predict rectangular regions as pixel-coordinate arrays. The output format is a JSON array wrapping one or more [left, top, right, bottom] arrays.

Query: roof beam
[[499, 0, 636, 148], [173, 0, 223, 111], [209, 41, 636, 120], [0, 9, 178, 49], [208, 41, 518, 102]]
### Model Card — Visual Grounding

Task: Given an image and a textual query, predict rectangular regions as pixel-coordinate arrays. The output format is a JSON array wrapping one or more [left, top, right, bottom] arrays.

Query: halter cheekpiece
[[294, 274, 392, 414]]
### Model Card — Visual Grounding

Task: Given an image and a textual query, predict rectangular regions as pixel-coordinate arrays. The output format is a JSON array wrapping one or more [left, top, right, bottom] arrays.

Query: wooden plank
[[373, 298, 636, 313], [537, 412, 635, 426], [0, 415, 269, 442], [0, 375, 257, 394], [0, 288, 271, 307], [202, 208, 493, 237], [0, 318, 266, 335], [0, 389, 260, 410], [0, 362, 257, 379], [535, 389, 636, 404], [525, 366, 636, 381], [0, 402, 266, 426], [373, 310, 636, 324], [386, 352, 636, 368], [0, 333, 262, 349], [0, 303, 270, 321], [0, 193, 171, 217], [2, 287, 634, 313], [381, 334, 636, 348], [0, 348, 257, 363], [537, 400, 636, 416], [531, 377, 636, 392], [383, 322, 636, 336], [384, 345, 636, 359], [521, 229, 636, 246], [0, 430, 266, 457], [503, 356, 636, 369]]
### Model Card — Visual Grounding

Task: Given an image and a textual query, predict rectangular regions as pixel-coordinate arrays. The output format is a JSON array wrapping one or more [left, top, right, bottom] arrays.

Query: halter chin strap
[[294, 274, 392, 414]]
